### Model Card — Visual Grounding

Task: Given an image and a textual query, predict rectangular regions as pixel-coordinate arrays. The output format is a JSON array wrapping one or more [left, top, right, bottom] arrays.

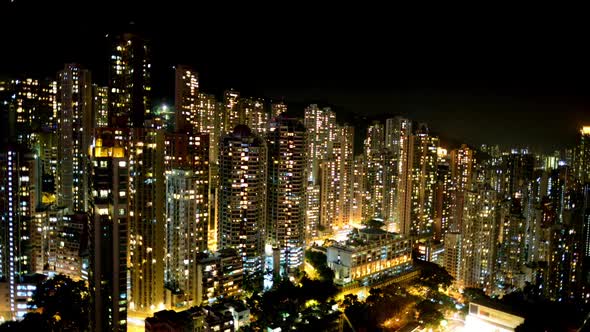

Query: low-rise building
[[195, 248, 243, 306], [326, 227, 412, 286]]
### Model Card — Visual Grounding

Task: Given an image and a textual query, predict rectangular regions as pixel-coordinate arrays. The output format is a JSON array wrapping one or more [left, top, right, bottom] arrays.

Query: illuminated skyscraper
[[303, 104, 336, 184], [459, 189, 498, 292], [128, 127, 165, 313], [409, 124, 438, 237], [174, 65, 199, 133], [350, 155, 365, 223], [267, 115, 306, 271], [89, 129, 129, 331], [56, 64, 93, 213], [218, 125, 266, 275], [165, 168, 209, 304], [449, 144, 475, 232], [306, 184, 321, 240], [164, 132, 209, 305], [109, 33, 151, 127], [240, 97, 268, 135], [304, 105, 336, 237], [320, 126, 354, 231], [576, 126, 590, 183], [362, 122, 385, 222], [223, 89, 240, 135], [271, 101, 287, 117], [0, 146, 37, 319], [197, 93, 221, 163], [93, 84, 109, 129], [389, 117, 413, 235], [0, 78, 56, 147]]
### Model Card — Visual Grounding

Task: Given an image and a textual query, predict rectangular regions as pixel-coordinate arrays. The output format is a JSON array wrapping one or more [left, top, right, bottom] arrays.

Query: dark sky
[[1, 2, 589, 152]]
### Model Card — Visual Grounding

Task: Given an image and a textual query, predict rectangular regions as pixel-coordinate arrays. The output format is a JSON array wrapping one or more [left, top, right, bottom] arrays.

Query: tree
[[415, 259, 453, 290], [0, 275, 90, 331], [29, 274, 90, 330]]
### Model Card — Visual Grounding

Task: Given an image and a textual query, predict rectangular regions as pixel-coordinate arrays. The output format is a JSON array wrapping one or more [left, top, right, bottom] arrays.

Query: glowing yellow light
[[582, 126, 590, 135]]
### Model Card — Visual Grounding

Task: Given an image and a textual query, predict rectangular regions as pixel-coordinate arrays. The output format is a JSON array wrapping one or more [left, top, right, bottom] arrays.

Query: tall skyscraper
[[304, 104, 336, 184], [109, 33, 151, 127], [271, 101, 287, 117], [240, 97, 268, 135], [459, 189, 498, 292], [164, 133, 209, 305], [267, 115, 306, 271], [89, 129, 129, 331], [362, 122, 385, 222], [0, 146, 37, 319], [218, 125, 266, 276], [128, 127, 165, 313], [304, 105, 336, 237], [93, 84, 109, 129], [576, 126, 590, 184], [449, 144, 475, 232], [174, 65, 199, 133], [56, 64, 93, 214], [409, 124, 438, 237], [222, 89, 240, 135], [389, 117, 413, 235]]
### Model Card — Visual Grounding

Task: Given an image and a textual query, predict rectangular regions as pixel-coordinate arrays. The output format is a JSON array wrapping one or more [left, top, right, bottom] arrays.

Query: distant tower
[[577, 126, 590, 184], [109, 33, 151, 127], [174, 65, 199, 133], [218, 125, 266, 275], [57, 63, 93, 213]]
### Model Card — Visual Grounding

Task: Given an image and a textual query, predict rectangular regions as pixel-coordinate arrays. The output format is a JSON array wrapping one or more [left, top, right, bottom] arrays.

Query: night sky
[[2, 3, 589, 152]]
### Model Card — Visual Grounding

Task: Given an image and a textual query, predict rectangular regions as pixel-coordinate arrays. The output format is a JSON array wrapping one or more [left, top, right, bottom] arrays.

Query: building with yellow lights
[[326, 227, 412, 286]]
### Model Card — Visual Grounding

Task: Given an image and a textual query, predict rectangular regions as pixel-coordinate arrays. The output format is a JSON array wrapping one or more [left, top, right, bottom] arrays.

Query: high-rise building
[[109, 33, 151, 127], [0, 78, 56, 147], [222, 89, 240, 135], [305, 184, 321, 240], [271, 101, 287, 118], [239, 97, 268, 135], [409, 124, 439, 237], [174, 65, 199, 133], [319, 126, 354, 233], [304, 104, 336, 184], [218, 125, 266, 276], [449, 145, 475, 232], [267, 115, 306, 271], [197, 93, 221, 163], [89, 129, 129, 331], [576, 126, 590, 184], [350, 155, 365, 224], [128, 127, 165, 313], [165, 163, 209, 304], [434, 148, 452, 240], [362, 122, 385, 222], [389, 117, 413, 235], [0, 146, 37, 319], [56, 64, 93, 214], [459, 189, 498, 292], [93, 85, 109, 129]]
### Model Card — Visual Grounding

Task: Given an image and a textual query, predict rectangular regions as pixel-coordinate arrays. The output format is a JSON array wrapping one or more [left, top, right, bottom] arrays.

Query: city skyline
[[2, 5, 590, 332], [2, 4, 589, 152]]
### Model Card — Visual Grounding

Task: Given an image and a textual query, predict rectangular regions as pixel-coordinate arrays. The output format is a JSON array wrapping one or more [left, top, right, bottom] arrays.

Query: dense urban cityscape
[[1, 15, 590, 332]]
